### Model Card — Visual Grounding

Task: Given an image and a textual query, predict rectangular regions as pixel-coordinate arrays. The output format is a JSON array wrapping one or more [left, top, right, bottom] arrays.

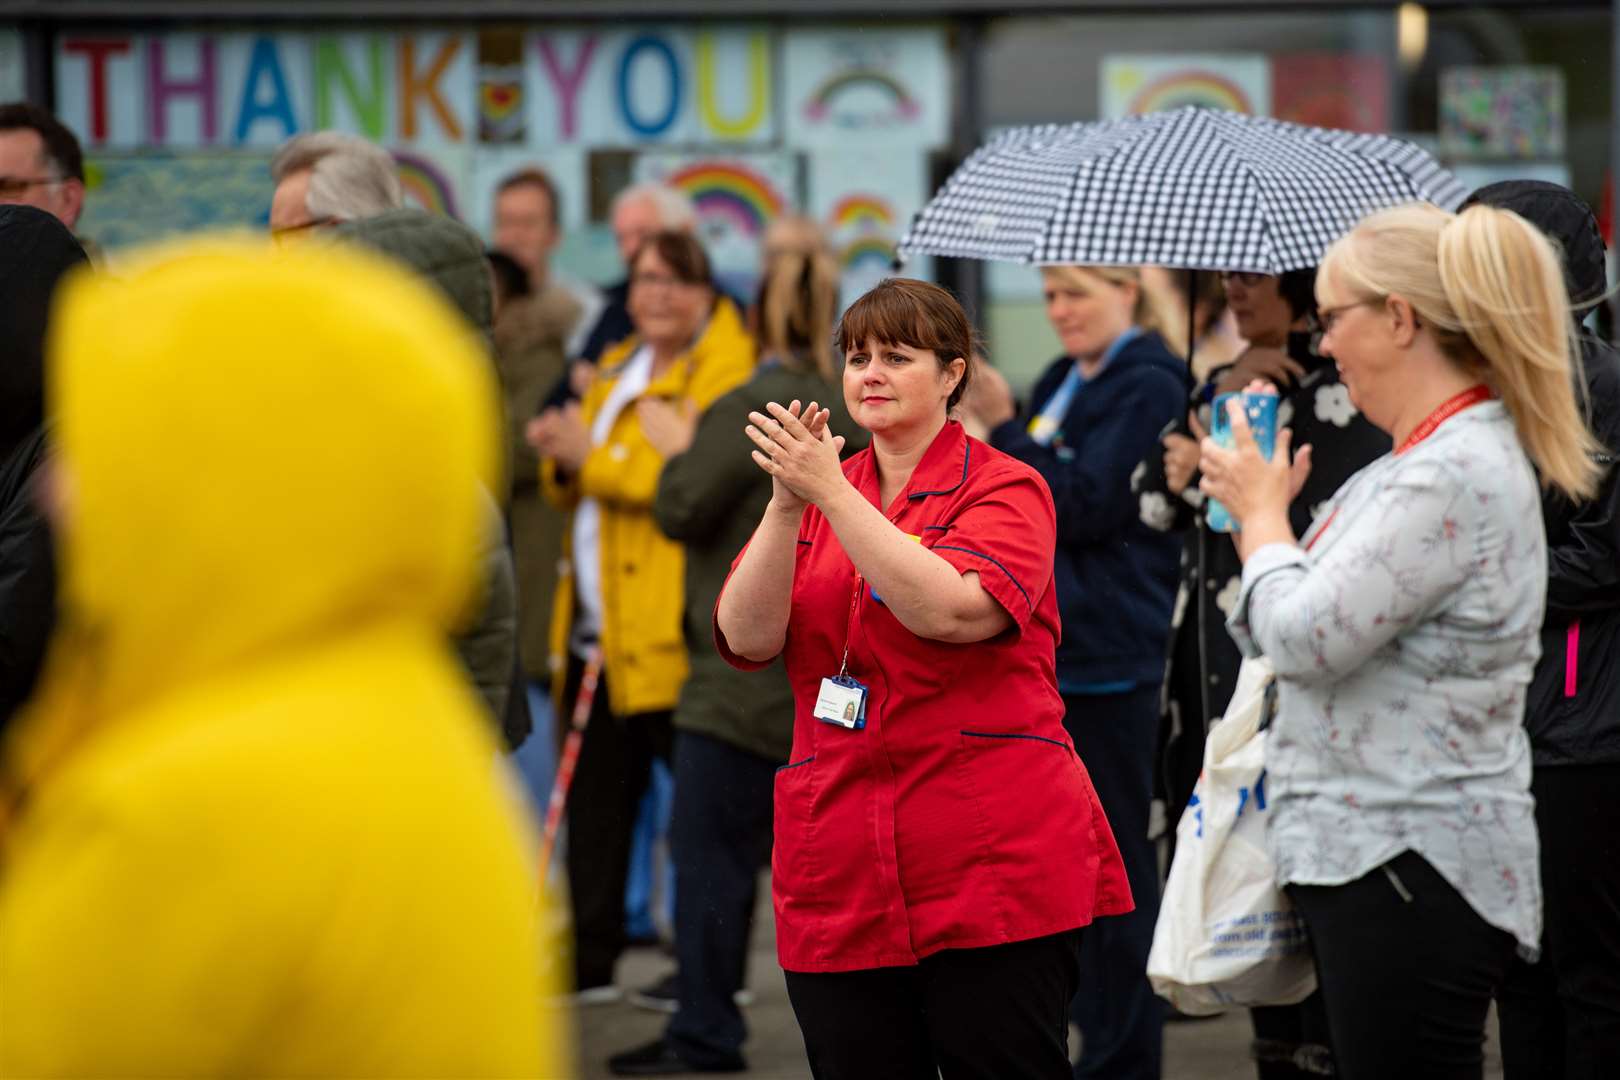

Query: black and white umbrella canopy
[[899, 106, 1467, 274]]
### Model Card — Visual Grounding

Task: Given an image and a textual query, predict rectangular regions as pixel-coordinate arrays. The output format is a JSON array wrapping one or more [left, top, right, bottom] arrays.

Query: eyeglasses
[[1317, 299, 1382, 334], [269, 217, 335, 241], [1218, 270, 1269, 287], [0, 174, 61, 197]]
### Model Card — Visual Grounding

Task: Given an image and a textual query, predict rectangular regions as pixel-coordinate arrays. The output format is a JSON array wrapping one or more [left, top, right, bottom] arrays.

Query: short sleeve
[[929, 468, 1057, 632]]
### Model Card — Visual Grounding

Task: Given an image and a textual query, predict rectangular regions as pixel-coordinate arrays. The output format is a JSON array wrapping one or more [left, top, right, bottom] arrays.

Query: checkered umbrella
[[898, 106, 1467, 273]]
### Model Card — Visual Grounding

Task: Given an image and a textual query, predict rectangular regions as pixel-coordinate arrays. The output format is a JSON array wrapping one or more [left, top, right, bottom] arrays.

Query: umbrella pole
[[1187, 270, 1198, 370]]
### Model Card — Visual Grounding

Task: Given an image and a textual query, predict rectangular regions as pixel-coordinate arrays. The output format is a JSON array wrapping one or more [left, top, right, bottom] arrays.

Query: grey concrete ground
[[558, 879, 1507, 1079]]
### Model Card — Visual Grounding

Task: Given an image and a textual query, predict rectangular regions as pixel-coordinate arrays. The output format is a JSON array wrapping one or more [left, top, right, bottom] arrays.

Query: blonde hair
[[1042, 265, 1181, 351], [1321, 202, 1601, 501], [757, 247, 842, 382]]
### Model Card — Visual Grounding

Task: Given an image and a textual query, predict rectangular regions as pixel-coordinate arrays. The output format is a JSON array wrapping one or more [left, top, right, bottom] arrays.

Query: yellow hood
[[45, 237, 498, 722], [0, 239, 557, 1076]]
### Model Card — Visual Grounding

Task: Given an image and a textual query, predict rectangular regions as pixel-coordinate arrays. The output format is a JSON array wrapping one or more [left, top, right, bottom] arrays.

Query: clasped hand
[[746, 400, 847, 512]]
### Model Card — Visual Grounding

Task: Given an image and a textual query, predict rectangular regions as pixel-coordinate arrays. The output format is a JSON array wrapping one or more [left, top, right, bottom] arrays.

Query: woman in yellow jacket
[[528, 230, 754, 1000], [0, 240, 562, 1077]]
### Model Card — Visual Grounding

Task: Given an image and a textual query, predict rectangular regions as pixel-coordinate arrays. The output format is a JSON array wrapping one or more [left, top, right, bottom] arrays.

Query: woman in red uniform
[[716, 279, 1132, 1079]]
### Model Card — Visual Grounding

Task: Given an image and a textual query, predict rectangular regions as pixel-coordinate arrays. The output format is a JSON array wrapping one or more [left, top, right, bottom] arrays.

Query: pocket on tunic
[[772, 754, 816, 889], [953, 731, 1094, 912]]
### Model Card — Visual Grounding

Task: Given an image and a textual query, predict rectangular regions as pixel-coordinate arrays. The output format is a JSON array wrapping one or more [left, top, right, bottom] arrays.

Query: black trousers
[[1289, 850, 1517, 1080], [665, 730, 776, 1067], [1062, 686, 1164, 1080], [784, 929, 1083, 1080], [1498, 763, 1620, 1080], [561, 655, 673, 990]]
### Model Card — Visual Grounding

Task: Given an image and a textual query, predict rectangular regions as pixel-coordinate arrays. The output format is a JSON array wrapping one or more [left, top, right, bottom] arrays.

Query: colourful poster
[[1101, 54, 1270, 120], [633, 151, 797, 298], [808, 151, 931, 307], [783, 27, 948, 148], [52, 27, 783, 150], [1440, 67, 1565, 160], [78, 151, 274, 249], [477, 28, 527, 144], [390, 145, 467, 218], [1271, 53, 1389, 133]]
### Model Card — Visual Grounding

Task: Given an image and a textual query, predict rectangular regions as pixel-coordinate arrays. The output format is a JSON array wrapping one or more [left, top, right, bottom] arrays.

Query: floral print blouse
[[1228, 400, 1544, 955]]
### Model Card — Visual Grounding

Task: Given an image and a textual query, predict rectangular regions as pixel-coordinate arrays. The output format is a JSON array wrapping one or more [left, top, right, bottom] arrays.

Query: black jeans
[[664, 730, 776, 1067], [784, 929, 1082, 1080], [1289, 850, 1517, 1080], [561, 655, 673, 990], [1062, 686, 1164, 1080], [1498, 763, 1620, 1080]]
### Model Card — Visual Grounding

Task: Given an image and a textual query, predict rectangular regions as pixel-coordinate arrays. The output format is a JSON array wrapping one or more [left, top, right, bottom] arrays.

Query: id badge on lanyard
[[813, 575, 869, 730]]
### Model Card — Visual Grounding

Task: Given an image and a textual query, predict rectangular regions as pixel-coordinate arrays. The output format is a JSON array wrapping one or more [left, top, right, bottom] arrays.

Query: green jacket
[[332, 210, 517, 733], [653, 363, 866, 762]]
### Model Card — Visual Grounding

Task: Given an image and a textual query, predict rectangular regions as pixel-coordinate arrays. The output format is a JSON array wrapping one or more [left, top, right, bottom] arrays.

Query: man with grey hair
[[269, 131, 403, 236], [265, 134, 522, 741], [573, 181, 698, 366]]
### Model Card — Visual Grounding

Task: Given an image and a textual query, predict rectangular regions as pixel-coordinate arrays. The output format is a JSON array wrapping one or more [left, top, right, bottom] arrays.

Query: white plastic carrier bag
[[1146, 655, 1317, 1015]]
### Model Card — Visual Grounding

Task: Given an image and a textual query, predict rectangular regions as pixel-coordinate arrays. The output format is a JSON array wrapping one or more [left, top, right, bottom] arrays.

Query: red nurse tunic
[[716, 420, 1133, 973]]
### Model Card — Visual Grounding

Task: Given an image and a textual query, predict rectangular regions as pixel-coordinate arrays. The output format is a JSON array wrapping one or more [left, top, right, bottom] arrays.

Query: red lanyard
[[1304, 508, 1339, 552], [1395, 385, 1493, 455], [838, 576, 864, 677], [1306, 384, 1491, 554]]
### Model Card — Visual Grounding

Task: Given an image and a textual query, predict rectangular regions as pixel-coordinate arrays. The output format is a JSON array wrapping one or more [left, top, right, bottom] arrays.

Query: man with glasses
[[0, 103, 86, 231], [268, 131, 402, 238]]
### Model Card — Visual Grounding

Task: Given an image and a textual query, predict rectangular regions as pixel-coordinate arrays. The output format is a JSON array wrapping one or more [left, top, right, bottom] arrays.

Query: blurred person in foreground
[[608, 245, 868, 1075], [717, 278, 1131, 1079], [961, 264, 1187, 1080], [1132, 264, 1386, 1079], [1462, 181, 1620, 1080], [1200, 202, 1603, 1080], [0, 238, 558, 1075], [528, 230, 754, 1001], [0, 206, 87, 733], [0, 103, 86, 232]]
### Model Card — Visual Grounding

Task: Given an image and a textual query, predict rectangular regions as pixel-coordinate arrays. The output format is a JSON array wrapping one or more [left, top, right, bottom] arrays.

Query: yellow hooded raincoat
[[543, 298, 754, 718], [0, 240, 562, 1077]]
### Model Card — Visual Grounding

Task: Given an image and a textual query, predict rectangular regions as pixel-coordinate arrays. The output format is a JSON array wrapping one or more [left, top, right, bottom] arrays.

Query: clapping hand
[[525, 401, 590, 473], [747, 400, 846, 514]]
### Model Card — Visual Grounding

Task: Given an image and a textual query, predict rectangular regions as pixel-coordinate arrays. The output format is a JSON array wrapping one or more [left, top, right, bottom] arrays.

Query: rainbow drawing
[[828, 194, 896, 233], [665, 161, 785, 239], [392, 151, 459, 219], [805, 71, 922, 122], [839, 235, 897, 273], [1129, 71, 1254, 116]]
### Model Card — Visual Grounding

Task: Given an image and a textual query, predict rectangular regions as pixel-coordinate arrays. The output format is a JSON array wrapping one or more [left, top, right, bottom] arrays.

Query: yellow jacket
[[544, 298, 754, 717], [0, 240, 563, 1077]]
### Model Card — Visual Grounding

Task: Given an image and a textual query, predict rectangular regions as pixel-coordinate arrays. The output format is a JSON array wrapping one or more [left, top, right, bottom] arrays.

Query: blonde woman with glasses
[[1200, 202, 1603, 1080]]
